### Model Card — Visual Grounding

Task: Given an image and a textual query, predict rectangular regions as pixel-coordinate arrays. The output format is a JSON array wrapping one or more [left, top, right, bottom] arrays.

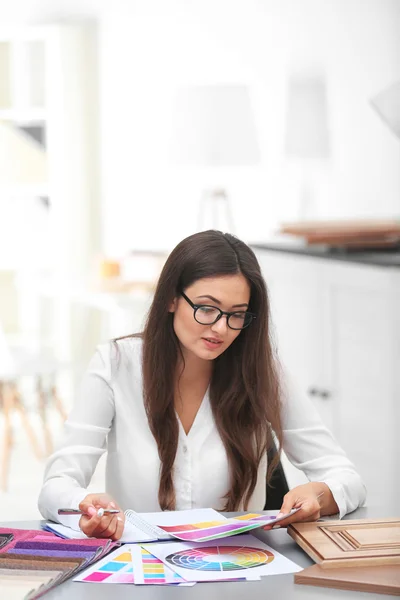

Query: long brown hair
[[135, 230, 283, 511]]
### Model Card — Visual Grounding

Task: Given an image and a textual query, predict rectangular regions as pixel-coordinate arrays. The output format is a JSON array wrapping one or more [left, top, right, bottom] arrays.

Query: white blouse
[[38, 337, 366, 523]]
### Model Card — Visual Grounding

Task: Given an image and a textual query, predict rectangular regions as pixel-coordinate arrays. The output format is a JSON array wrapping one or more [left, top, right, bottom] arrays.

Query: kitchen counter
[[251, 241, 400, 268]]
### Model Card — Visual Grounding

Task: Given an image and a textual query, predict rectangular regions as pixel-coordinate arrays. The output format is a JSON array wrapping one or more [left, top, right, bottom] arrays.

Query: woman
[[38, 230, 366, 540]]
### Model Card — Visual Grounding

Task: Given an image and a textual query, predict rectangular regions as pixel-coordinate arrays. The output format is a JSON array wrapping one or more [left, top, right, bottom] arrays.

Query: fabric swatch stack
[[0, 527, 117, 599]]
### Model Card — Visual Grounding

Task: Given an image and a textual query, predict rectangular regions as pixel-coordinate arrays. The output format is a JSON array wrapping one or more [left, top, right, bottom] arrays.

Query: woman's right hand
[[78, 493, 125, 540]]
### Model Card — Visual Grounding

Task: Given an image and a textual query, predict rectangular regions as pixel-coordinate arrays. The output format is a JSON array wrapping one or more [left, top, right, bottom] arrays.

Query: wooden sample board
[[295, 563, 400, 595], [288, 518, 400, 595], [279, 219, 400, 248]]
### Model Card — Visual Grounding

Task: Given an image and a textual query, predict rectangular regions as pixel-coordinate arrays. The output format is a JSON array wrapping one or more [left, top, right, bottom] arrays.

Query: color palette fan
[[158, 510, 300, 542]]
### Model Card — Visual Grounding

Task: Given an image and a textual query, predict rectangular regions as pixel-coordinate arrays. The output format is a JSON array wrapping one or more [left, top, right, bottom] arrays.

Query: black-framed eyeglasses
[[181, 291, 256, 330]]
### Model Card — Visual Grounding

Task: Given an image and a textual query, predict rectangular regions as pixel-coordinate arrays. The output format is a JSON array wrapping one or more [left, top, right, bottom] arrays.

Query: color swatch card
[[158, 510, 301, 543], [142, 534, 302, 583], [74, 544, 194, 586], [0, 568, 64, 600], [0, 534, 14, 550], [0, 527, 117, 598], [0, 528, 57, 552], [0, 527, 115, 558], [74, 546, 135, 584], [130, 545, 194, 586]]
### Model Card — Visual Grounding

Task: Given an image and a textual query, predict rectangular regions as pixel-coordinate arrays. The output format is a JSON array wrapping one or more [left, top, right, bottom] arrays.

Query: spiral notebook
[[44, 508, 223, 543]]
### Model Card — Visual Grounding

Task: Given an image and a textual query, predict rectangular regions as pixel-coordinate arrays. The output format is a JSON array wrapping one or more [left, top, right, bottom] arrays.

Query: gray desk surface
[[1, 505, 398, 599]]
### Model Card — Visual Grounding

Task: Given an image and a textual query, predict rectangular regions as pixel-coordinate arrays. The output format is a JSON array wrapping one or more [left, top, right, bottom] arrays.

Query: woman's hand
[[78, 493, 125, 540], [263, 482, 338, 530]]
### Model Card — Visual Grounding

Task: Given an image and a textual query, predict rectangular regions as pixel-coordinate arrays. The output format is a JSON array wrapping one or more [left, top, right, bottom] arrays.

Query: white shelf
[[0, 26, 51, 43], [0, 182, 49, 195], [0, 108, 47, 123], [0, 34, 46, 115], [0, 24, 101, 369]]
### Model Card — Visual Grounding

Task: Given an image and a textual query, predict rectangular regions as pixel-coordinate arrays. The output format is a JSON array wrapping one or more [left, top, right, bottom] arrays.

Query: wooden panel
[[280, 219, 400, 235], [279, 220, 400, 249], [288, 518, 400, 568], [346, 524, 400, 548], [295, 563, 400, 595]]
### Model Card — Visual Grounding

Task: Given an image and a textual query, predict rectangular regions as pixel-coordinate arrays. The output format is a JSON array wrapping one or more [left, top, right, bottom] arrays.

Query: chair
[[264, 442, 290, 510], [0, 307, 68, 492]]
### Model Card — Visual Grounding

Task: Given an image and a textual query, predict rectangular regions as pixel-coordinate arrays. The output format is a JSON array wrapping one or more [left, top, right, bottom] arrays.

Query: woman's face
[[170, 274, 251, 362]]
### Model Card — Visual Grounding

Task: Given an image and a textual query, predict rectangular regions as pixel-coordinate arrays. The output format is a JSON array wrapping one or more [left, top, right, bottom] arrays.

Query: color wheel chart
[[75, 547, 134, 584], [166, 545, 274, 572]]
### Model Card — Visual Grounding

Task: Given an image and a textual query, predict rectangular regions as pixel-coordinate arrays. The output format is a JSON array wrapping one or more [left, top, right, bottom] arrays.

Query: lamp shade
[[370, 81, 400, 140], [285, 76, 330, 159], [170, 84, 260, 166], [0, 120, 46, 185]]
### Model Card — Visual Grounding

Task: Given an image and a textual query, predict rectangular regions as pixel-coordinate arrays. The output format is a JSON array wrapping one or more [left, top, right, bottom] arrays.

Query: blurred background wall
[[2, 0, 399, 251]]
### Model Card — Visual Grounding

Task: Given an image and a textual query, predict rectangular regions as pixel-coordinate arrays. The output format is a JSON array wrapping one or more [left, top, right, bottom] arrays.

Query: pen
[[58, 508, 120, 517], [297, 491, 324, 501], [292, 491, 324, 507]]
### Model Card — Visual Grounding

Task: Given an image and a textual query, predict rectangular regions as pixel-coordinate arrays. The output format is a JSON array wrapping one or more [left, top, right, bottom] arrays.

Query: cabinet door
[[326, 263, 398, 506], [256, 251, 331, 486], [257, 251, 332, 425]]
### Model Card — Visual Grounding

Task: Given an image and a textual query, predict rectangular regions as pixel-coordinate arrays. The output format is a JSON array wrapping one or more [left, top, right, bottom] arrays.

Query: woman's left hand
[[263, 482, 337, 530]]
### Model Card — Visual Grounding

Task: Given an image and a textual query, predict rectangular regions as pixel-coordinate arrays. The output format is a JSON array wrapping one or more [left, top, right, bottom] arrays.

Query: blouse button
[[183, 445, 188, 454]]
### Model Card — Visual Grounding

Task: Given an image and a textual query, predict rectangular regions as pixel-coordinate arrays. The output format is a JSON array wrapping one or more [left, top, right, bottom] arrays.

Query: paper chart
[[74, 546, 135, 584], [74, 544, 195, 586], [158, 509, 300, 543], [136, 546, 258, 585], [142, 534, 302, 582], [130, 545, 191, 585]]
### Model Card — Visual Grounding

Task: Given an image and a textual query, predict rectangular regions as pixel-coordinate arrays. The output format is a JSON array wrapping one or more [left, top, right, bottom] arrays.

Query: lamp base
[[197, 188, 236, 233], [297, 179, 316, 222]]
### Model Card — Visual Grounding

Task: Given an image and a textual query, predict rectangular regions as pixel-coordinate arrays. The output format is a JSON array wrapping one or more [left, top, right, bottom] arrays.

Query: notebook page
[[140, 507, 224, 527], [44, 518, 155, 542]]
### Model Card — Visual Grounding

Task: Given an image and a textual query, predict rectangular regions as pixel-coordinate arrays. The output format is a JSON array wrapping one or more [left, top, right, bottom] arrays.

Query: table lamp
[[0, 120, 46, 185], [169, 84, 260, 233], [370, 81, 400, 140], [284, 75, 330, 220], [370, 80, 400, 221]]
